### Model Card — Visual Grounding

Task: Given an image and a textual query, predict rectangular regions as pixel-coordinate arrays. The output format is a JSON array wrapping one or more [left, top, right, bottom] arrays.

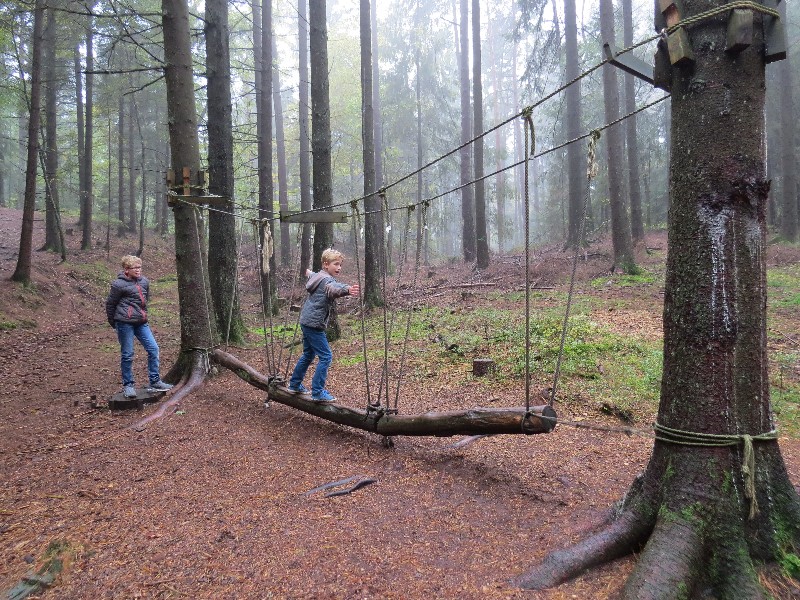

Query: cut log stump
[[473, 358, 496, 377], [108, 389, 165, 410]]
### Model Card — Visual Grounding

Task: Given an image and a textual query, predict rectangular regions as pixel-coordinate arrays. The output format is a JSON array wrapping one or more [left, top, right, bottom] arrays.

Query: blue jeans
[[116, 322, 161, 386], [289, 325, 332, 396]]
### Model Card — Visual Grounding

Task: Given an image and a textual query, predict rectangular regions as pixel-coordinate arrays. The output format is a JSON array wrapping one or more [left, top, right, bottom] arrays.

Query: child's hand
[[349, 284, 361, 297], [305, 269, 313, 277]]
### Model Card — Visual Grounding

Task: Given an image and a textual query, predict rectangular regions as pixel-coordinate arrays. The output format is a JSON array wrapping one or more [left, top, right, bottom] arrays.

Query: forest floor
[[0, 206, 799, 599]]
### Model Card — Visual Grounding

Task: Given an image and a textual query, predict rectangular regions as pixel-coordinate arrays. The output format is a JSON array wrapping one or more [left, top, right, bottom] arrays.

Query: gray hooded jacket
[[105, 273, 150, 326], [299, 271, 352, 330]]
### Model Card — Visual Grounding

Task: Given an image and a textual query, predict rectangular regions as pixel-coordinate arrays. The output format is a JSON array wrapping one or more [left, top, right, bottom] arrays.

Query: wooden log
[[108, 388, 165, 410], [211, 349, 557, 436]]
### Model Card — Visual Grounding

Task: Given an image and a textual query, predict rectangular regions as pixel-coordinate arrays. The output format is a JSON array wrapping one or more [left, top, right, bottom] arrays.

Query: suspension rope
[[351, 200, 375, 408], [549, 130, 601, 408], [191, 204, 215, 353], [254, 220, 274, 374], [523, 108, 535, 416], [224, 213, 246, 348], [377, 189, 392, 409], [282, 224, 309, 380]]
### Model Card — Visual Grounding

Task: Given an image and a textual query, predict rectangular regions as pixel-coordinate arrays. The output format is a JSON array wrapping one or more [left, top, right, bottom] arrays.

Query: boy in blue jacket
[[105, 255, 173, 398], [288, 248, 360, 402]]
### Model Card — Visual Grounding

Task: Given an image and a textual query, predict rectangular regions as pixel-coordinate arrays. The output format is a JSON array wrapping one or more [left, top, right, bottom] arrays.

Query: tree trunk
[[127, 90, 136, 234], [42, 5, 63, 255], [777, 1, 797, 241], [370, 0, 386, 238], [310, 0, 334, 266], [271, 34, 290, 267], [360, 0, 382, 308], [11, 0, 44, 285], [81, 15, 94, 250], [517, 3, 800, 596], [206, 0, 244, 345], [161, 0, 219, 384], [563, 0, 585, 249], [472, 0, 488, 268], [298, 0, 312, 279], [622, 0, 644, 243], [598, 0, 635, 272], [117, 95, 126, 237], [459, 0, 475, 262]]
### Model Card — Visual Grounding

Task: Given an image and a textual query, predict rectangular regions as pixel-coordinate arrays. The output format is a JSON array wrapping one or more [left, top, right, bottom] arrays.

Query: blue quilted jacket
[[299, 271, 352, 330]]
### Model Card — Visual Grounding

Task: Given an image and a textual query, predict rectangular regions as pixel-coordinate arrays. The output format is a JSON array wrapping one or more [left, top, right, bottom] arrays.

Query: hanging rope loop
[[521, 107, 536, 158], [587, 129, 601, 180]]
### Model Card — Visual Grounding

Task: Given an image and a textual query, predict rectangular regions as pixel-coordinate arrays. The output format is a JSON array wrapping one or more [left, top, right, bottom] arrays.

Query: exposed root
[[130, 352, 208, 430], [513, 505, 654, 590], [621, 517, 703, 600]]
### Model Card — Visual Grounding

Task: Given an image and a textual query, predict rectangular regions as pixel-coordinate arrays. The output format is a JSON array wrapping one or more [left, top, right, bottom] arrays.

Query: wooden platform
[[108, 389, 166, 410]]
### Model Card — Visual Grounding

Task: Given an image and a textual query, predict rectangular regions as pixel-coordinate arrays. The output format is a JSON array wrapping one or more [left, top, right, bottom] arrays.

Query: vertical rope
[[191, 204, 215, 352], [351, 201, 374, 407], [254, 220, 273, 374], [550, 130, 600, 407], [282, 224, 308, 380], [224, 214, 246, 348], [378, 189, 392, 408], [522, 108, 534, 414]]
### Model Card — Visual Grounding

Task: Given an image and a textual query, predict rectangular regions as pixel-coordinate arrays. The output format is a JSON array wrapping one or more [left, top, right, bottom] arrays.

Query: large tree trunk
[[127, 90, 136, 235], [161, 0, 218, 386], [11, 0, 44, 285], [310, 0, 334, 266], [117, 96, 126, 237], [517, 3, 800, 597], [598, 0, 635, 272], [472, 0, 488, 269], [206, 0, 244, 345], [360, 0, 382, 309], [81, 15, 94, 250], [298, 0, 312, 279], [459, 0, 475, 262], [622, 0, 644, 242]]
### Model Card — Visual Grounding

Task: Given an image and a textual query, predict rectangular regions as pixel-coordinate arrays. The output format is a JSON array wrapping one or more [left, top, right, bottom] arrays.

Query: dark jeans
[[116, 322, 160, 387], [289, 325, 332, 396]]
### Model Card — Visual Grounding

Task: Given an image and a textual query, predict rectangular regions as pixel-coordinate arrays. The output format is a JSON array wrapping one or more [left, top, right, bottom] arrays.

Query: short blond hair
[[121, 255, 142, 269], [321, 248, 344, 264]]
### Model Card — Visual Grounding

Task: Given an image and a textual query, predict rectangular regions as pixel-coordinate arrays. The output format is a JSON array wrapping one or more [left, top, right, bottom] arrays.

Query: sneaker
[[123, 384, 137, 398], [288, 383, 310, 394], [147, 380, 173, 392], [311, 390, 336, 403]]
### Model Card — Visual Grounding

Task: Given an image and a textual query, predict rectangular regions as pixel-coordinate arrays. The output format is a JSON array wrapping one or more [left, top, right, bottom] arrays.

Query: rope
[[351, 201, 375, 408], [523, 108, 534, 416], [550, 131, 600, 408], [191, 205, 215, 351], [654, 422, 778, 519], [378, 189, 392, 408], [281, 224, 308, 380], [224, 214, 246, 348], [254, 221, 274, 374]]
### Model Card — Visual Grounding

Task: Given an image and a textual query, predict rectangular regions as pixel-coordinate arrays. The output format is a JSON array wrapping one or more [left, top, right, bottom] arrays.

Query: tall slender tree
[[12, 0, 44, 285], [598, 0, 635, 272], [81, 13, 94, 250], [271, 35, 290, 266], [360, 0, 382, 308], [778, 1, 797, 241], [298, 0, 312, 276], [473, 0, 488, 268], [459, 0, 475, 262], [623, 0, 644, 242], [42, 4, 63, 254], [206, 0, 244, 344], [310, 0, 333, 265], [563, 0, 585, 248]]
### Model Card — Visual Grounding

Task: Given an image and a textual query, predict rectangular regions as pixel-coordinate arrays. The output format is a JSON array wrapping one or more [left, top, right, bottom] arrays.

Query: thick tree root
[[621, 518, 703, 600], [513, 506, 654, 590], [130, 352, 208, 430]]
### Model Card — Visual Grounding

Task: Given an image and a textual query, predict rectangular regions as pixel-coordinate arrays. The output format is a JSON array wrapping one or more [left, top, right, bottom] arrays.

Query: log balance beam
[[212, 349, 557, 437]]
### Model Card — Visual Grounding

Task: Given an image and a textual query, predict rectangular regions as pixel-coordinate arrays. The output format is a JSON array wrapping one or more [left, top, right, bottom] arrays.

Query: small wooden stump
[[108, 389, 165, 410], [473, 358, 496, 377]]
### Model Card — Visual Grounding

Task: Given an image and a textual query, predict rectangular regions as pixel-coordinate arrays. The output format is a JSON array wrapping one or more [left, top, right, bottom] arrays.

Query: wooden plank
[[603, 43, 655, 86], [108, 388, 165, 410], [280, 210, 348, 224]]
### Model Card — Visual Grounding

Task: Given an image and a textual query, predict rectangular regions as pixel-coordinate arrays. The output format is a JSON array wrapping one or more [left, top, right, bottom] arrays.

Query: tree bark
[[42, 5, 63, 255], [12, 0, 44, 285], [517, 1, 800, 596], [472, 0, 488, 269], [777, 1, 797, 241], [271, 34, 290, 267], [564, 0, 585, 249], [310, 0, 334, 267], [161, 0, 218, 383], [360, 0, 383, 309], [206, 0, 244, 344], [623, 0, 644, 242], [298, 0, 312, 279], [459, 0, 475, 262], [117, 95, 125, 237], [81, 13, 94, 250]]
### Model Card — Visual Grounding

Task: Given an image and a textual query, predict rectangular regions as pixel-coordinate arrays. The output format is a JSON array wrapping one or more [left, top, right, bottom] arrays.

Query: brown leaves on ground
[[0, 208, 798, 599]]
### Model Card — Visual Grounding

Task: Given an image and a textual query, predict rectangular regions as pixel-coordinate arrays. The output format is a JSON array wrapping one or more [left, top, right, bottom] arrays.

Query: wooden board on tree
[[108, 389, 166, 410], [280, 210, 348, 224]]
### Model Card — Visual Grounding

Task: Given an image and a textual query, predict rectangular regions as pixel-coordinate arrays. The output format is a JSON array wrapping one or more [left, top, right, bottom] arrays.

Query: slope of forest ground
[[0, 207, 799, 599]]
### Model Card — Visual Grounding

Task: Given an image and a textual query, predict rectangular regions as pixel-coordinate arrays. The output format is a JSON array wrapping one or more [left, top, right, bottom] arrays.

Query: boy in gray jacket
[[288, 248, 360, 402]]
